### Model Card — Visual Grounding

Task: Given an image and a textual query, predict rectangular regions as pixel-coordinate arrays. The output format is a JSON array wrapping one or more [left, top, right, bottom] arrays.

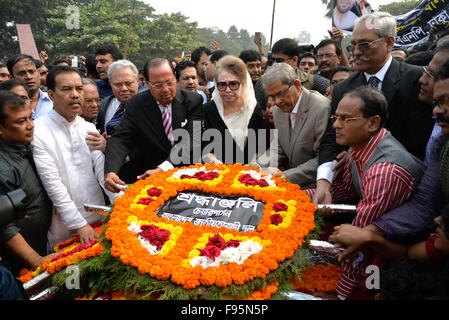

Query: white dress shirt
[[104, 97, 121, 132], [289, 91, 303, 131], [363, 55, 393, 90], [33, 109, 121, 247]]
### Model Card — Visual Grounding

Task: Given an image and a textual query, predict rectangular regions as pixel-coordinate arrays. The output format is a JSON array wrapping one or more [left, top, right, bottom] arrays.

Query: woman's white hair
[[107, 59, 138, 81], [355, 12, 397, 38]]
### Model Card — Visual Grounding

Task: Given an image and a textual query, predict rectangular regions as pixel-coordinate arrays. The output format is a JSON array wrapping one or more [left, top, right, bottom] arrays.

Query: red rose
[[180, 174, 192, 179], [199, 245, 222, 261], [273, 202, 288, 212], [207, 234, 226, 250], [147, 187, 163, 197], [270, 214, 283, 226], [208, 172, 220, 179], [137, 197, 155, 205], [257, 179, 269, 187], [225, 240, 241, 248], [140, 225, 171, 251], [193, 171, 208, 180], [239, 174, 257, 186]]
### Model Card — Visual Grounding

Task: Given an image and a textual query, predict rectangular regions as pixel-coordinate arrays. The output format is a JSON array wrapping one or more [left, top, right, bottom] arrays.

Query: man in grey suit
[[258, 63, 331, 189]]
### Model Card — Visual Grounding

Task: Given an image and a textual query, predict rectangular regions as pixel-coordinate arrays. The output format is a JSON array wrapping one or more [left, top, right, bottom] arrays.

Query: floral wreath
[[106, 163, 315, 290]]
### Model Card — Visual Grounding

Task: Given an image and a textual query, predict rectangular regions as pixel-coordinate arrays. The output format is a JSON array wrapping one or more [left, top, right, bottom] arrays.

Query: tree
[[0, 0, 68, 61], [321, 0, 335, 18], [379, 0, 420, 16]]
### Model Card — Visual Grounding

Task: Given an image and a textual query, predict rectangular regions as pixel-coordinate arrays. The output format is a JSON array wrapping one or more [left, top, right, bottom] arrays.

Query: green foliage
[[50, 236, 312, 300], [1, 1, 270, 66], [379, 0, 420, 16], [195, 26, 269, 56]]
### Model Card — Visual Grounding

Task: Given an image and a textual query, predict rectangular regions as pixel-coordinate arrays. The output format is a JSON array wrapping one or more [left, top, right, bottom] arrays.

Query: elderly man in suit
[[257, 62, 331, 189], [104, 58, 204, 193], [313, 12, 435, 205]]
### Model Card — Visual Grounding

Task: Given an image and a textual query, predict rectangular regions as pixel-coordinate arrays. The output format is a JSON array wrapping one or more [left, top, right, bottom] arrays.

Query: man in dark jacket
[[0, 91, 55, 276], [104, 58, 204, 193]]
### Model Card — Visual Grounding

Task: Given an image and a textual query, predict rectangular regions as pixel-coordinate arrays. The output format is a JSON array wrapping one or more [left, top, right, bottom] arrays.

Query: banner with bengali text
[[395, 0, 449, 47]]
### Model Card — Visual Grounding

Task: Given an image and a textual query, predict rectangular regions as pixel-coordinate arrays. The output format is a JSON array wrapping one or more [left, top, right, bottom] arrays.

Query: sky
[[146, 0, 400, 45]]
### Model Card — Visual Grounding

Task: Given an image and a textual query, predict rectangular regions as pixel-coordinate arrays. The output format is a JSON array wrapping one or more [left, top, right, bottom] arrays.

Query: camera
[[0, 189, 27, 227]]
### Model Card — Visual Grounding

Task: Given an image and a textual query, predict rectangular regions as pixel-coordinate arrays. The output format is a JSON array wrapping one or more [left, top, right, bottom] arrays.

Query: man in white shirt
[[32, 66, 120, 248]]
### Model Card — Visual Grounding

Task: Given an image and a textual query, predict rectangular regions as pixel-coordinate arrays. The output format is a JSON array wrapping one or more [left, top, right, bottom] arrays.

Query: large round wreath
[[106, 163, 316, 291]]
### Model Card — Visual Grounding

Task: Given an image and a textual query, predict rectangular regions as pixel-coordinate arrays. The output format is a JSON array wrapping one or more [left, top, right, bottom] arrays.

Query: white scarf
[[212, 71, 257, 151]]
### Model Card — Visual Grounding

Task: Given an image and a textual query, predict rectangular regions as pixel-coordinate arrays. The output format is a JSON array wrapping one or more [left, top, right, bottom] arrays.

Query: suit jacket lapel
[[171, 89, 186, 129], [381, 58, 400, 105], [288, 90, 310, 158], [144, 92, 172, 148]]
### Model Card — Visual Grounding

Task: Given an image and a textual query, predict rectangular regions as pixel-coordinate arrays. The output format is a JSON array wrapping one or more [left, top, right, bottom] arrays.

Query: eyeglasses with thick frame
[[330, 115, 366, 125], [316, 53, 337, 61], [216, 80, 241, 92], [149, 79, 177, 91], [272, 56, 293, 64], [346, 37, 385, 54]]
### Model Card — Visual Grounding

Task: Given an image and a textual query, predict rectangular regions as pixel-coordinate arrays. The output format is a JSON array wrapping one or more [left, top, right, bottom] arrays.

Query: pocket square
[[181, 119, 188, 128]]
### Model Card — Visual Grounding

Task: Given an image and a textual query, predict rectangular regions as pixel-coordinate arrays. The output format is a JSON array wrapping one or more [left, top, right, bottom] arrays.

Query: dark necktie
[[367, 76, 381, 90], [106, 104, 125, 136]]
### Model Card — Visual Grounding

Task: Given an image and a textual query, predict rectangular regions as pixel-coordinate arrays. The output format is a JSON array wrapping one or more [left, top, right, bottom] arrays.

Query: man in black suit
[[313, 12, 435, 206], [104, 58, 204, 193]]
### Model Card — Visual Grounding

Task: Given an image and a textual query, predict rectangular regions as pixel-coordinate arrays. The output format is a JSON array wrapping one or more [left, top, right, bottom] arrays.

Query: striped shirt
[[330, 128, 417, 298]]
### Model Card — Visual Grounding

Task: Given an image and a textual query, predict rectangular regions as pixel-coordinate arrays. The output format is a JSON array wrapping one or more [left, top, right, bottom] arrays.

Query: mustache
[[69, 100, 82, 105]]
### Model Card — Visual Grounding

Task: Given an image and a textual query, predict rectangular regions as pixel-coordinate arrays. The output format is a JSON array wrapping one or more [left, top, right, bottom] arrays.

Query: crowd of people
[[1, 11, 449, 300]]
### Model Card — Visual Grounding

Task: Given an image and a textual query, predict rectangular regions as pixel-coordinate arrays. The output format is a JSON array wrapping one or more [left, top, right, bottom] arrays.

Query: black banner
[[156, 192, 264, 233], [395, 0, 449, 47], [331, 0, 449, 47]]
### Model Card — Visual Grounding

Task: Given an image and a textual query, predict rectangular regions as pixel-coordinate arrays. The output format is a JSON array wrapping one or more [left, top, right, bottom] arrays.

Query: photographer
[[0, 91, 56, 277]]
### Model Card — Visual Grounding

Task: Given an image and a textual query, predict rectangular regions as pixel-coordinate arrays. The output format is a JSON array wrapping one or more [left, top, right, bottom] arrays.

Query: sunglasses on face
[[216, 81, 241, 92], [346, 37, 385, 54], [272, 57, 292, 63]]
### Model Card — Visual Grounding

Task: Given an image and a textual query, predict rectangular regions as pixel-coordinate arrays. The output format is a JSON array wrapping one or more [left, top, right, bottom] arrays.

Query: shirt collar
[[0, 138, 31, 154], [49, 108, 79, 126], [350, 128, 387, 163], [364, 55, 393, 83], [290, 91, 303, 116], [38, 89, 51, 102]]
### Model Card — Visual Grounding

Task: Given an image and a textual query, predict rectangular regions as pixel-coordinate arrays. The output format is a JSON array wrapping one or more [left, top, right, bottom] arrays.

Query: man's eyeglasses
[[216, 81, 241, 92], [330, 115, 365, 125], [433, 96, 449, 110], [316, 53, 337, 61], [150, 79, 177, 90], [346, 37, 385, 54], [422, 66, 434, 80], [112, 81, 137, 89], [269, 82, 293, 101]]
